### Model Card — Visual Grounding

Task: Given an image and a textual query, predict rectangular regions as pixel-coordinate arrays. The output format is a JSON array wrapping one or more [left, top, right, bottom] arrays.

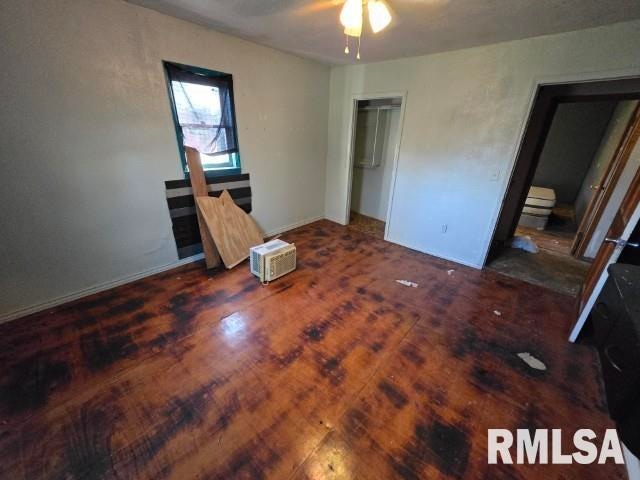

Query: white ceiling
[[127, 0, 640, 64]]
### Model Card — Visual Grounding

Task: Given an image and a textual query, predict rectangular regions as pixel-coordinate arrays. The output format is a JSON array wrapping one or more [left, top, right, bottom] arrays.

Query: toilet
[[518, 186, 556, 230]]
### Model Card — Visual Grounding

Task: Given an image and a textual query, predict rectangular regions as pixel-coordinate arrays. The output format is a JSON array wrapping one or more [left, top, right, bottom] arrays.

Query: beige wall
[[325, 20, 640, 267], [532, 102, 616, 205], [0, 0, 330, 320]]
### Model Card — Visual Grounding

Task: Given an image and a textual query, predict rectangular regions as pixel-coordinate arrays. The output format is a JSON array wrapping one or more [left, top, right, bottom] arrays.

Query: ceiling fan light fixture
[[340, 0, 363, 31], [368, 0, 392, 33], [340, 0, 392, 59], [344, 24, 362, 38]]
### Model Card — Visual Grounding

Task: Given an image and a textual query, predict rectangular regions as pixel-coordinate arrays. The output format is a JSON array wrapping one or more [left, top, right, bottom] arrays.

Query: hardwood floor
[[515, 226, 576, 257], [348, 211, 385, 239], [516, 204, 578, 257], [0, 220, 623, 479]]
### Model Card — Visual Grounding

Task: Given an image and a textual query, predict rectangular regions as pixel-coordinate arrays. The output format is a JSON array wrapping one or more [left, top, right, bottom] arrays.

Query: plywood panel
[[196, 191, 263, 269], [185, 147, 221, 269]]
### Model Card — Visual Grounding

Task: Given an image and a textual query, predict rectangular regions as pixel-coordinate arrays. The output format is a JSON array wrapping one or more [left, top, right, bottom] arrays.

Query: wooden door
[[570, 166, 640, 341], [572, 105, 640, 257]]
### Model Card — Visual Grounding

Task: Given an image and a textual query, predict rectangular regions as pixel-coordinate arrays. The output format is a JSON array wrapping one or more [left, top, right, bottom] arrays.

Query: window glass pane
[[171, 81, 222, 126], [164, 62, 241, 174], [201, 152, 231, 167]]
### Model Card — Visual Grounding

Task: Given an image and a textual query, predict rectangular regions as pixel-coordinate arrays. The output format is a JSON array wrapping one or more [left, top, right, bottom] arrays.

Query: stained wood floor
[[515, 226, 575, 257], [348, 211, 385, 239], [0, 220, 623, 479]]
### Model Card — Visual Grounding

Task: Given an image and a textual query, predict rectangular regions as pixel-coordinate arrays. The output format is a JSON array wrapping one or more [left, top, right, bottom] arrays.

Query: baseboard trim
[[264, 215, 325, 237], [323, 214, 346, 226], [0, 216, 327, 325], [384, 235, 482, 270], [2, 215, 481, 324], [0, 254, 206, 325]]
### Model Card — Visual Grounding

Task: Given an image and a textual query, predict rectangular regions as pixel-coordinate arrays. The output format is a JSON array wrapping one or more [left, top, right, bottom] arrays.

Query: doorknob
[[604, 237, 640, 248]]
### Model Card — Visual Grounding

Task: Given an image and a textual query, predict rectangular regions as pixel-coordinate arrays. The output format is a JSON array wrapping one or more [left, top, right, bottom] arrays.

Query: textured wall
[[325, 20, 640, 267], [532, 102, 616, 204], [0, 0, 329, 318]]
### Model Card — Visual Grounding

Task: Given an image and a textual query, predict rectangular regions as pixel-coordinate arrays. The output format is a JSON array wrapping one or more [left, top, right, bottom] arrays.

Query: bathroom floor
[[486, 247, 591, 297], [488, 204, 592, 296]]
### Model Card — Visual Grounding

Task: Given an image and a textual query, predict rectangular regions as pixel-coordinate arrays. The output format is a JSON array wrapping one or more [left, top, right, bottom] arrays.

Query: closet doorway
[[346, 96, 403, 239]]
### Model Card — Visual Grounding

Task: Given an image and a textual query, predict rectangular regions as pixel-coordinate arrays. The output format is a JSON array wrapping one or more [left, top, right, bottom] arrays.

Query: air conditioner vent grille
[[268, 248, 296, 279], [249, 240, 296, 282]]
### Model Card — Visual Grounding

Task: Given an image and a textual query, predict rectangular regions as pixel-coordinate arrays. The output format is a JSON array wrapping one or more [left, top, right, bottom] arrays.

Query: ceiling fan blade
[[294, 0, 343, 16]]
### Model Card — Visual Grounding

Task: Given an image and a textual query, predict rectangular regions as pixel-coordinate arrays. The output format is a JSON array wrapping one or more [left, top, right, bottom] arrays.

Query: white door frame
[[480, 69, 640, 267], [343, 91, 408, 241], [569, 200, 640, 342]]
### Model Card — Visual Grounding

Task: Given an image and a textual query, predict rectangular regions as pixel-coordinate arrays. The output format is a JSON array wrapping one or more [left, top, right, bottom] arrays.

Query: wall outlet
[[441, 224, 448, 233]]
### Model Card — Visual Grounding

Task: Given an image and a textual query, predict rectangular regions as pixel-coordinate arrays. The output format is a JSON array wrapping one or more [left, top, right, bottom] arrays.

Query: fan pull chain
[[356, 35, 361, 60], [344, 34, 350, 54]]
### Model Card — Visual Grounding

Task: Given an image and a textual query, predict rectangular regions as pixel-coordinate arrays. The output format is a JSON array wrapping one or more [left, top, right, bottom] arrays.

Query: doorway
[[488, 76, 640, 298], [346, 96, 403, 239]]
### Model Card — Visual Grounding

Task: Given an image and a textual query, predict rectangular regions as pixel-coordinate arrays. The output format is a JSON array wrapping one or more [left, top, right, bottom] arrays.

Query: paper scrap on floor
[[510, 235, 539, 254], [396, 279, 418, 288], [517, 352, 547, 371]]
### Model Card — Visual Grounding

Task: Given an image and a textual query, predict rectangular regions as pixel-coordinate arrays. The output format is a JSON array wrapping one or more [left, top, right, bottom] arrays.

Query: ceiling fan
[[340, 0, 392, 59]]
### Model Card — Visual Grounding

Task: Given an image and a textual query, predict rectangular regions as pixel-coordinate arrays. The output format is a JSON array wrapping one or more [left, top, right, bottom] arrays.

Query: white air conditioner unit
[[250, 239, 297, 282]]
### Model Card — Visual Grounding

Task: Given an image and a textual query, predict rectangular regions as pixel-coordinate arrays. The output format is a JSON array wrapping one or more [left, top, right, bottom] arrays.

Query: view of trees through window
[[165, 62, 240, 174]]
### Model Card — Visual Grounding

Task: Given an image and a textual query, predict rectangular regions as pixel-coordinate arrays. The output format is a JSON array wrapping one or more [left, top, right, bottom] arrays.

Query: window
[[164, 62, 241, 176]]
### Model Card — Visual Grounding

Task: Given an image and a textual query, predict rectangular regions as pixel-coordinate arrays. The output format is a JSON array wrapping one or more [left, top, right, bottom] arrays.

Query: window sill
[[185, 167, 242, 179]]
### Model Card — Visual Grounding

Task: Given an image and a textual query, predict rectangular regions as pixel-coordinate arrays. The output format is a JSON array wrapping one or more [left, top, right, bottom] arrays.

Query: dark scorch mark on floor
[[80, 331, 139, 371], [125, 382, 222, 474], [344, 408, 370, 438], [0, 354, 71, 414], [105, 298, 145, 318], [400, 344, 426, 366], [451, 327, 547, 379], [302, 318, 332, 342], [471, 365, 506, 393], [315, 353, 346, 385], [390, 418, 470, 479], [168, 292, 193, 331], [64, 404, 121, 480], [271, 345, 304, 367], [378, 380, 409, 409]]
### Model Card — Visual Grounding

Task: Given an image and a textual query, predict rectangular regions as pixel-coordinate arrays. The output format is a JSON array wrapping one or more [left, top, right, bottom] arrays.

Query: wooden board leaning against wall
[[185, 146, 264, 270]]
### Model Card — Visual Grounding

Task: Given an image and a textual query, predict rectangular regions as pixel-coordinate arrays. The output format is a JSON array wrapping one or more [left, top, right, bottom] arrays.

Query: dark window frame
[[163, 61, 241, 178]]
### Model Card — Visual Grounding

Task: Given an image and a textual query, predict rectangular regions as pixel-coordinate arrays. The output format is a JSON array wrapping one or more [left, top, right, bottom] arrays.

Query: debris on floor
[[396, 279, 418, 288], [517, 352, 547, 371], [493, 310, 501, 316], [510, 235, 539, 254], [447, 269, 455, 275]]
